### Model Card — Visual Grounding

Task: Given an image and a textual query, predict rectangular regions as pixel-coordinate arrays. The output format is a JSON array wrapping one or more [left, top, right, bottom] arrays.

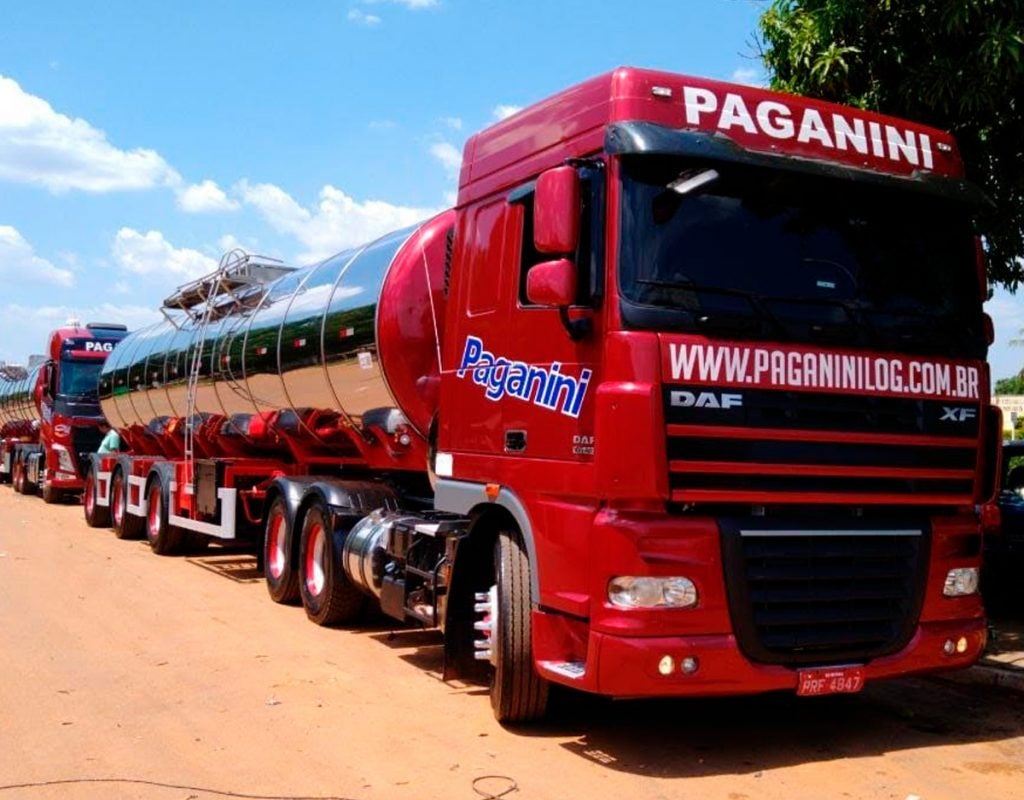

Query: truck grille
[[721, 525, 928, 665], [665, 387, 979, 505]]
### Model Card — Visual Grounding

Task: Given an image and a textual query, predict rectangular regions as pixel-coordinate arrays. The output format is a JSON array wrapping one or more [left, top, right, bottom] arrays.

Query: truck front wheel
[[489, 529, 549, 723], [298, 501, 364, 626], [83, 468, 111, 528], [12, 460, 27, 494], [41, 482, 61, 504], [146, 475, 183, 555]]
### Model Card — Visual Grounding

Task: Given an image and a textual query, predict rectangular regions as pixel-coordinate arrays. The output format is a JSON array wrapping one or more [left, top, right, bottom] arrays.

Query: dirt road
[[1, 488, 1023, 800]]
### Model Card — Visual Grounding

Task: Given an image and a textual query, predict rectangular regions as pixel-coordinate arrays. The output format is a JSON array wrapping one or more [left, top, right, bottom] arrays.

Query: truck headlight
[[608, 576, 698, 609], [943, 567, 979, 597], [53, 444, 76, 473]]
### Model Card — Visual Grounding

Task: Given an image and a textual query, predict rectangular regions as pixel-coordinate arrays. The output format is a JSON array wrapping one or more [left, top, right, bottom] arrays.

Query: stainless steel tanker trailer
[[0, 364, 41, 486], [85, 210, 554, 712]]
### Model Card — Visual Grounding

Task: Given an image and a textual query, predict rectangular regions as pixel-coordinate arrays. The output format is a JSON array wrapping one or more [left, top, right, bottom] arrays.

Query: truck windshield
[[58, 359, 103, 401], [618, 155, 986, 358]]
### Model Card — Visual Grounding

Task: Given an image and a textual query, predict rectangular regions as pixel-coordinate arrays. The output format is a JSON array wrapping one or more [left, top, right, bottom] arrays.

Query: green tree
[[759, 0, 1024, 289], [995, 373, 1024, 395]]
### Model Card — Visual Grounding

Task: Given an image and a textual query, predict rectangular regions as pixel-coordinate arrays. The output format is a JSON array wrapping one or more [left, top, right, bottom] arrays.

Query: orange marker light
[[484, 483, 501, 501]]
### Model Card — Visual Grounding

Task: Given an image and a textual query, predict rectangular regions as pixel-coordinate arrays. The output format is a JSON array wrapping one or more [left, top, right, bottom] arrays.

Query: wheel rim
[[112, 476, 123, 526], [267, 511, 287, 580], [305, 522, 326, 597], [84, 473, 95, 516], [147, 486, 161, 539]]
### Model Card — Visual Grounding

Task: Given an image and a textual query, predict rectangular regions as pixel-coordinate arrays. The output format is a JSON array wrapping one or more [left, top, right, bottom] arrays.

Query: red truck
[[86, 68, 998, 722], [0, 323, 128, 502]]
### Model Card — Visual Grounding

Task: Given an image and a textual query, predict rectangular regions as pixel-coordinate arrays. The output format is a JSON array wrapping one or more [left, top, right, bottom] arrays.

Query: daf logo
[[940, 406, 977, 423], [670, 390, 744, 410]]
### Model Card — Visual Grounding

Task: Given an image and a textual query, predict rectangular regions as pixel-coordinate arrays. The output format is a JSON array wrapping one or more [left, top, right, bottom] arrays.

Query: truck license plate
[[797, 666, 865, 696]]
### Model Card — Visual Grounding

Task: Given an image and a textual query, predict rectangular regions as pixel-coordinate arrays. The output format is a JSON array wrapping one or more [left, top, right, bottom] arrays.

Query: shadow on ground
[[370, 627, 1024, 780]]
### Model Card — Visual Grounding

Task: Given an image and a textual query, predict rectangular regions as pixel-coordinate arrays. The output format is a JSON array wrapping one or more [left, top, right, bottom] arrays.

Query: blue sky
[[0, 0, 1020, 383]]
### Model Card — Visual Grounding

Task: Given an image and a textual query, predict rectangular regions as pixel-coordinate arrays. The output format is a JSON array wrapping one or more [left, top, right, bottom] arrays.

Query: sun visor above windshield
[[605, 122, 992, 210]]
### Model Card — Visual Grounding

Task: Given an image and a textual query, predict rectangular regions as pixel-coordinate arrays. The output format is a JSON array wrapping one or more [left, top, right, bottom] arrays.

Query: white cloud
[[176, 179, 239, 213], [348, 8, 382, 25], [369, 119, 396, 130], [0, 75, 180, 193], [365, 0, 439, 8], [493, 104, 522, 121], [112, 228, 218, 278], [441, 116, 463, 131], [730, 67, 762, 87], [236, 180, 442, 262], [0, 302, 161, 365], [429, 141, 462, 177], [0, 225, 74, 287]]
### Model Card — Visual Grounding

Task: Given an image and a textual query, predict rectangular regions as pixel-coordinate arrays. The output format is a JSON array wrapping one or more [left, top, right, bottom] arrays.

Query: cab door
[[441, 163, 604, 473]]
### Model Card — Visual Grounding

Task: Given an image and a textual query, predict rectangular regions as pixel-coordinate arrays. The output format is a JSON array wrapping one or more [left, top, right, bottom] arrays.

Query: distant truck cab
[[0, 322, 129, 502]]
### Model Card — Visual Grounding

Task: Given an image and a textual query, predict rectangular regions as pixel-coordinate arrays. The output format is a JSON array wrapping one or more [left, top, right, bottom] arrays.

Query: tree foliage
[[995, 373, 1024, 395], [759, 0, 1024, 289]]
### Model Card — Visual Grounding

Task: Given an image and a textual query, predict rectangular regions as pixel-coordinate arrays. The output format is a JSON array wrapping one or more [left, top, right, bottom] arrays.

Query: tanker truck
[[0, 323, 128, 502], [87, 67, 999, 722]]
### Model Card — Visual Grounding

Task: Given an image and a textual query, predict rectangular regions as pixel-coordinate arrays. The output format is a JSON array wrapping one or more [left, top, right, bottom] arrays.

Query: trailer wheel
[[264, 496, 299, 604], [111, 469, 144, 540], [489, 529, 549, 723], [83, 467, 111, 528], [298, 502, 364, 626], [146, 475, 183, 555]]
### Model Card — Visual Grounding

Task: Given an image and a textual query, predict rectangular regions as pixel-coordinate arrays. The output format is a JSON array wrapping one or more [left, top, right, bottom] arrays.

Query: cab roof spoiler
[[605, 121, 994, 210]]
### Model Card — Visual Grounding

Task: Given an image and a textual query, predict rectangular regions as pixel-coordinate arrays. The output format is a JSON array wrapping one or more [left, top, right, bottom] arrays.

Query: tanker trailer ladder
[[161, 250, 295, 480]]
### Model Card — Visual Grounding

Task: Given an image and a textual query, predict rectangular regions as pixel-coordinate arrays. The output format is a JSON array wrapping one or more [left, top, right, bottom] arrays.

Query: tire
[[264, 496, 300, 604], [111, 469, 144, 540], [83, 467, 111, 528], [490, 529, 549, 723], [298, 502, 365, 626], [145, 474, 184, 555], [12, 460, 27, 494], [41, 482, 61, 504]]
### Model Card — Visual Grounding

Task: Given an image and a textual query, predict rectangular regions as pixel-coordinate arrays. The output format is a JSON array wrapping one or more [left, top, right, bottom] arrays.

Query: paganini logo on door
[[456, 336, 592, 418]]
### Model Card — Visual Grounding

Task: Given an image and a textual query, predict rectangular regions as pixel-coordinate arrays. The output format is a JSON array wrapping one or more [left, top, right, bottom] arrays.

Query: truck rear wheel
[[298, 502, 364, 626], [264, 496, 299, 604], [146, 475, 184, 556], [490, 529, 549, 723], [83, 468, 111, 528], [41, 482, 61, 504], [111, 469, 144, 540]]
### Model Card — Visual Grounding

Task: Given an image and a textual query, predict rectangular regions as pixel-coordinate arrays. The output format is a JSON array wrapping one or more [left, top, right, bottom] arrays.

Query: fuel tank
[[0, 365, 41, 426], [100, 211, 454, 442]]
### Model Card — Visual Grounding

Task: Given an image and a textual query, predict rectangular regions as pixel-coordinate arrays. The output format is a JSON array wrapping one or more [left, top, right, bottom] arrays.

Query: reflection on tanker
[[0, 365, 41, 425], [100, 212, 453, 448]]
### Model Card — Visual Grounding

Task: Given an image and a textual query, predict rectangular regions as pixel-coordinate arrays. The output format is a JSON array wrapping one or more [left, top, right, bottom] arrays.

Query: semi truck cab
[[25, 323, 128, 502], [432, 68, 997, 703]]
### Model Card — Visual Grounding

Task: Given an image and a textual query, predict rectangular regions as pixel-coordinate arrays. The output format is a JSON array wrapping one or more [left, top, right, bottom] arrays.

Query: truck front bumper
[[537, 616, 986, 698]]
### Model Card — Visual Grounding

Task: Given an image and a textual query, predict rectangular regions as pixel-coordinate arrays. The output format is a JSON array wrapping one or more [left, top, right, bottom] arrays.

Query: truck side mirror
[[534, 166, 580, 254], [526, 258, 577, 307]]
